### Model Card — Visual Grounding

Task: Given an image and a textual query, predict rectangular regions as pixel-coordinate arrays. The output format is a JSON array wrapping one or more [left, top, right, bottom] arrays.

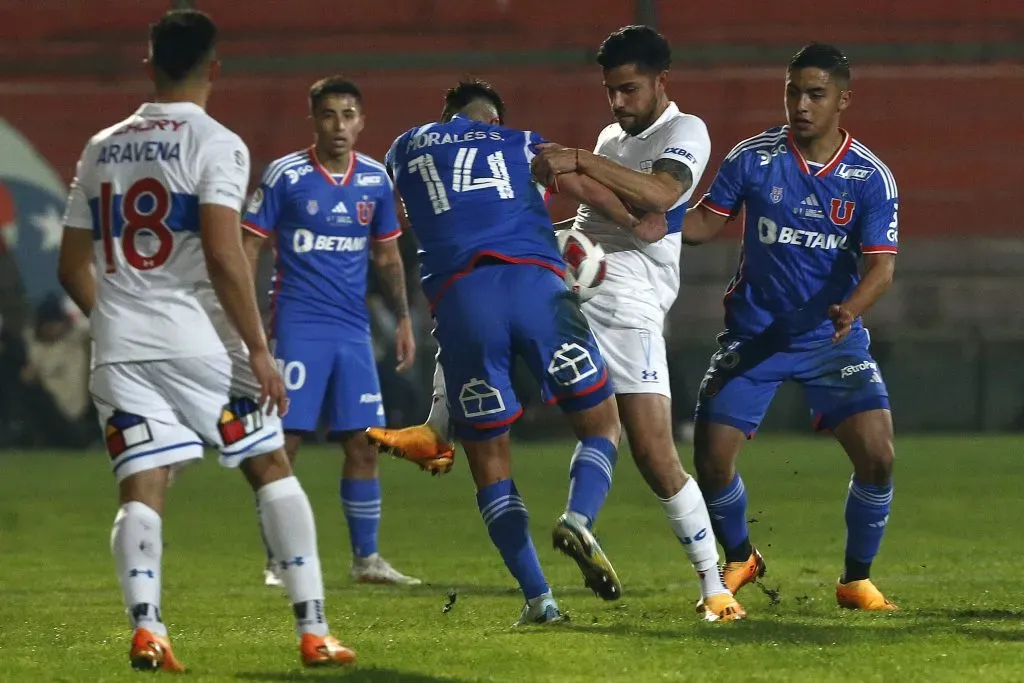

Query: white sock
[[660, 478, 730, 598], [257, 476, 329, 637], [111, 502, 167, 637], [425, 357, 450, 437]]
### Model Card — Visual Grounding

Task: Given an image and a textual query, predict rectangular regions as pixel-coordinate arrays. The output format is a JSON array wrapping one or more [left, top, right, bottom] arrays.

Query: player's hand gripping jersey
[[698, 126, 899, 349], [386, 116, 612, 436], [242, 149, 400, 339], [62, 102, 251, 364]]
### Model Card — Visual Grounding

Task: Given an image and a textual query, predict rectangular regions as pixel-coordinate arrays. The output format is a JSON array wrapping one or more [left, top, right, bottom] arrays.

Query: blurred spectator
[[368, 293, 425, 428], [17, 294, 96, 449], [0, 247, 28, 446]]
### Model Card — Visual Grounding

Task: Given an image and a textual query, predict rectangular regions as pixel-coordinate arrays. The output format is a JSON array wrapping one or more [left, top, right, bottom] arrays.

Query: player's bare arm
[[57, 228, 96, 315], [554, 172, 667, 243], [533, 145, 687, 214], [681, 203, 731, 245], [371, 238, 416, 371], [828, 253, 896, 342], [201, 204, 287, 415], [241, 230, 265, 281]]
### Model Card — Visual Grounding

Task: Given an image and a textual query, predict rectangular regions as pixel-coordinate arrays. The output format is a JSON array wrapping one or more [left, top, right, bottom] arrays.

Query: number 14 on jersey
[[408, 147, 514, 215]]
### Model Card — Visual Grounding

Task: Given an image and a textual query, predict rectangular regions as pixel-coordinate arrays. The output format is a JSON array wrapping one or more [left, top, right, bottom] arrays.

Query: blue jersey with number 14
[[698, 126, 899, 349], [384, 115, 562, 304]]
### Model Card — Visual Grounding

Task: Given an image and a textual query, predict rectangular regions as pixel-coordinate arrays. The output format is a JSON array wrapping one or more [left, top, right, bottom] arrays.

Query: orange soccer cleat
[[365, 424, 455, 475], [300, 633, 357, 667], [700, 593, 747, 622], [723, 547, 767, 596], [836, 578, 898, 611], [129, 628, 185, 673]]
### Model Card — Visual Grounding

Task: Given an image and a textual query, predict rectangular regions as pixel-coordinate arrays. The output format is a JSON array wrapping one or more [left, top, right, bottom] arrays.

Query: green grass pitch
[[1, 435, 1022, 682]]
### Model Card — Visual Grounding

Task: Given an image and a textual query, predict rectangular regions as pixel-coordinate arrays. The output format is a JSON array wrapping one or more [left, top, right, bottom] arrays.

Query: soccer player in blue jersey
[[384, 80, 668, 624], [242, 77, 421, 587], [682, 44, 899, 610]]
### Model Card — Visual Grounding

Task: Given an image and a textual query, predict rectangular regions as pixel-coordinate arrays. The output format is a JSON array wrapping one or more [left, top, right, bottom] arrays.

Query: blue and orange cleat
[[365, 424, 455, 475], [836, 578, 898, 611], [300, 633, 357, 667], [724, 547, 767, 596], [129, 628, 185, 673]]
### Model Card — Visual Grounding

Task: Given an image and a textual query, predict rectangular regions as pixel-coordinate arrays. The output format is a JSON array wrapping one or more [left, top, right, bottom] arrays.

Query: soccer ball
[[557, 229, 606, 302]]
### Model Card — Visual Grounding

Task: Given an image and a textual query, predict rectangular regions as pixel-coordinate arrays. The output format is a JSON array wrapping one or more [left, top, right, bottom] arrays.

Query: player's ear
[[838, 88, 852, 113], [656, 70, 668, 94], [143, 57, 154, 82], [208, 59, 221, 83]]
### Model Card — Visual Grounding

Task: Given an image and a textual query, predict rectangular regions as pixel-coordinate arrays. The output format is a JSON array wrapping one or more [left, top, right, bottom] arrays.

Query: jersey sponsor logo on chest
[[293, 228, 367, 253], [834, 163, 875, 181], [757, 216, 848, 250]]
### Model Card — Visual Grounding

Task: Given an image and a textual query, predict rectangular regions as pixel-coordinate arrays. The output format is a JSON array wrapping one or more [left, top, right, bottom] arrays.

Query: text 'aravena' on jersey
[[97, 119, 187, 165]]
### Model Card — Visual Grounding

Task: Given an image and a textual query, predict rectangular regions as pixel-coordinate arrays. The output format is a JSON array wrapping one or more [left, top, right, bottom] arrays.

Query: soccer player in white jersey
[[57, 10, 355, 670], [370, 25, 744, 621]]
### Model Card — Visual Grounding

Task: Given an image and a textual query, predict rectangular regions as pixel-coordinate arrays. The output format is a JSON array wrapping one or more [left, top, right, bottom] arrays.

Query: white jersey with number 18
[[62, 101, 250, 365]]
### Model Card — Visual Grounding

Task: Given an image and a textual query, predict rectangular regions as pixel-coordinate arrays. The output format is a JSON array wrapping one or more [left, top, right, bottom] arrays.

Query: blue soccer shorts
[[695, 326, 890, 437], [272, 335, 385, 434], [433, 263, 614, 441]]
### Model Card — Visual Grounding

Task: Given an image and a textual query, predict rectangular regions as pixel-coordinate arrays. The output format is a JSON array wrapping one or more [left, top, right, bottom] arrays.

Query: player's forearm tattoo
[[651, 158, 693, 193], [377, 262, 410, 318]]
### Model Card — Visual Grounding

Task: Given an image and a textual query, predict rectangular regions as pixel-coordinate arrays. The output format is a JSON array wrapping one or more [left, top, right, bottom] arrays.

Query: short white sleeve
[[62, 146, 93, 230], [197, 132, 250, 211], [657, 115, 712, 188]]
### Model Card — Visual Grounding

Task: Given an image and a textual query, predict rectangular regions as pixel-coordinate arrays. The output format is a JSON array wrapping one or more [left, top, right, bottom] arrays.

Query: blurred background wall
[[1, 0, 1023, 446]]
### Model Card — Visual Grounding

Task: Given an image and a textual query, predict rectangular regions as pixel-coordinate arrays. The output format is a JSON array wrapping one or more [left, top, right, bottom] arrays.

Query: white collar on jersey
[[134, 101, 204, 117], [624, 101, 681, 140]]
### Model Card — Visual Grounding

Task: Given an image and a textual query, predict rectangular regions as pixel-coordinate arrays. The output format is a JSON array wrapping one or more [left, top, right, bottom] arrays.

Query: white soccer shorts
[[90, 347, 285, 482], [583, 292, 671, 398]]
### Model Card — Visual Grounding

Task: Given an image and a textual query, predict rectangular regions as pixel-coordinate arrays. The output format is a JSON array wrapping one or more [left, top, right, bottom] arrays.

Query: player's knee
[[340, 430, 377, 466], [692, 421, 742, 490], [857, 434, 894, 485], [118, 468, 170, 514], [837, 411, 895, 485], [240, 448, 293, 491], [567, 395, 621, 445]]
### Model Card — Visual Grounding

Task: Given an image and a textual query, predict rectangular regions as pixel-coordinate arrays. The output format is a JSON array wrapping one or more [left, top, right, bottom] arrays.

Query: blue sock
[[340, 478, 380, 558], [566, 437, 617, 527], [843, 478, 893, 582], [477, 479, 548, 600], [705, 473, 751, 562]]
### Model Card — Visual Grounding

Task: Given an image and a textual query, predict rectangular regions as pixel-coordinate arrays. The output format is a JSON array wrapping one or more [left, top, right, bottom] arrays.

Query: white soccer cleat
[[514, 593, 566, 627], [350, 554, 422, 586], [264, 560, 285, 588]]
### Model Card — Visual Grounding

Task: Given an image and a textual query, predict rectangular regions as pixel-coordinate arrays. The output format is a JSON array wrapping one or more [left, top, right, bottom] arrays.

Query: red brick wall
[[3, 64, 1018, 237]]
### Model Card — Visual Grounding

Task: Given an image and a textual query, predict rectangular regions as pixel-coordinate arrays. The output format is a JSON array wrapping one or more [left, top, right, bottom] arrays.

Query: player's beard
[[619, 102, 658, 136]]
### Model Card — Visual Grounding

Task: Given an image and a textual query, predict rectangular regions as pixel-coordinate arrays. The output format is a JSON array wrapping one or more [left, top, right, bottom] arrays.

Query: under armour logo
[[128, 568, 155, 579], [279, 556, 306, 570], [641, 370, 658, 381]]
